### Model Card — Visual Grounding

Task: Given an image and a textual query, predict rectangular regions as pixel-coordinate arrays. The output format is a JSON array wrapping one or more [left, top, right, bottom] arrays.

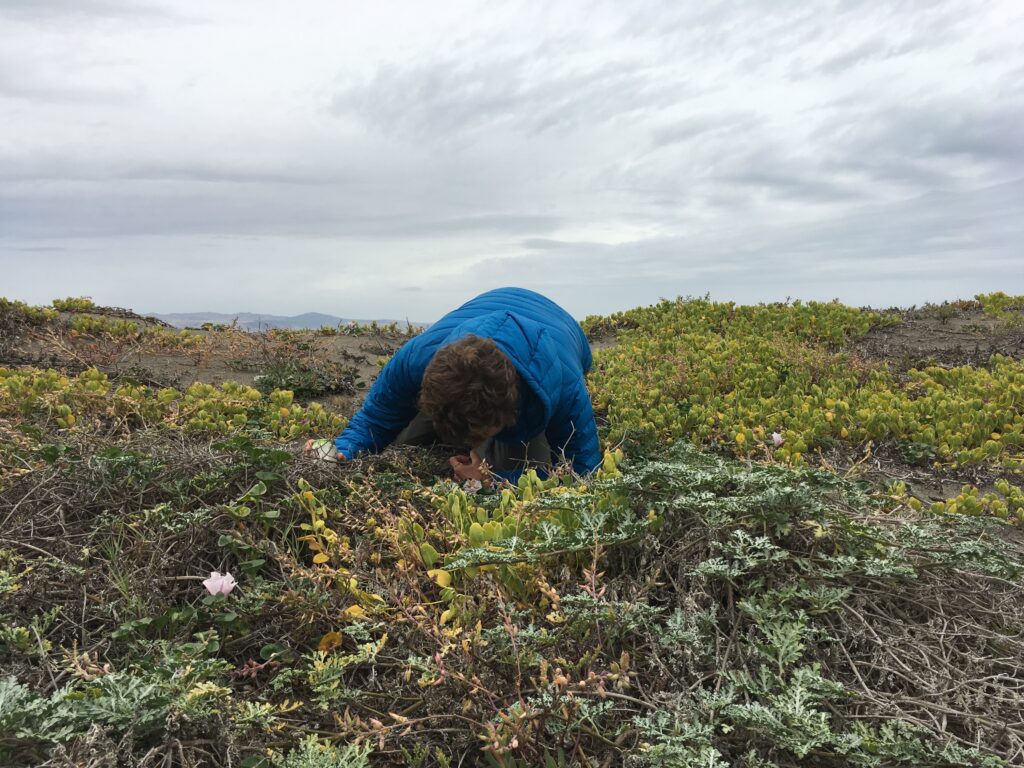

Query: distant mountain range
[[149, 311, 426, 331]]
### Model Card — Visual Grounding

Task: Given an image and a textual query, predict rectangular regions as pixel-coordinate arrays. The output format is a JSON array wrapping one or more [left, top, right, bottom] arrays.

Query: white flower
[[462, 478, 483, 494], [771, 432, 785, 447], [202, 571, 237, 595]]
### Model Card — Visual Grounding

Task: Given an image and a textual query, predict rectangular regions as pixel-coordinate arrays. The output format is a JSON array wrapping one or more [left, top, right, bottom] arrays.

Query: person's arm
[[545, 376, 602, 477], [333, 343, 421, 459]]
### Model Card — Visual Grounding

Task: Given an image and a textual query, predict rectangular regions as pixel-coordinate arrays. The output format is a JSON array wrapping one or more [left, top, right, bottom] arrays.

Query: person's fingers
[[336, 452, 347, 461], [304, 439, 314, 454], [470, 449, 482, 466]]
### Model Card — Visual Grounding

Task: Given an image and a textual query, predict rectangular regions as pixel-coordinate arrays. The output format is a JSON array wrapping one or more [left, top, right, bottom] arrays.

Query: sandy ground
[[851, 304, 1024, 373]]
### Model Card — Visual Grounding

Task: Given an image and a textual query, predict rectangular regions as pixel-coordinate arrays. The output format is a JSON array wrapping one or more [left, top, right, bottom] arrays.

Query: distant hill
[[149, 311, 426, 331]]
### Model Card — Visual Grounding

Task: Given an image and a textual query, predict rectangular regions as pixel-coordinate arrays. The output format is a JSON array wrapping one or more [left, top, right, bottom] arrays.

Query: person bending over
[[306, 287, 601, 482]]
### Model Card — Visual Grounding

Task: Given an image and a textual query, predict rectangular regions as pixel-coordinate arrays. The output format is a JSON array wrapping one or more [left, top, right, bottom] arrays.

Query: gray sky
[[1, 0, 1022, 321]]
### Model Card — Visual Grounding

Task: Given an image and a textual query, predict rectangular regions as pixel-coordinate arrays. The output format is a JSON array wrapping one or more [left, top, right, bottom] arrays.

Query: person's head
[[419, 335, 519, 446]]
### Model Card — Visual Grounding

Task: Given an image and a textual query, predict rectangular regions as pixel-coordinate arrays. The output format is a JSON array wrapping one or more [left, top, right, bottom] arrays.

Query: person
[[305, 287, 601, 482]]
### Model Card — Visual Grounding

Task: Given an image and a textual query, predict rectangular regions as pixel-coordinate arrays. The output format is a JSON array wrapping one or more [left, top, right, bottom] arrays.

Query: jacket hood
[[441, 310, 560, 442]]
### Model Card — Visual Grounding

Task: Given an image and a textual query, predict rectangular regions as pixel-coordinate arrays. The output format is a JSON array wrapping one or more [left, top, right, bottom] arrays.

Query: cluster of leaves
[[0, 425, 642, 765], [582, 295, 886, 345], [2, 295, 204, 354], [0, 298, 59, 326], [584, 296, 1024, 475], [976, 292, 1024, 326], [51, 296, 97, 312], [69, 314, 144, 338], [922, 478, 1024, 522], [68, 314, 206, 348], [0, 366, 344, 461], [251, 359, 365, 399], [316, 320, 422, 338], [615, 446, 1022, 766]]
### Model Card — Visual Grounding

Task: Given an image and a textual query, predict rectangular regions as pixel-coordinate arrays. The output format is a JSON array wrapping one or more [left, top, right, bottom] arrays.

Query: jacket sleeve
[[545, 374, 602, 477], [334, 342, 421, 459]]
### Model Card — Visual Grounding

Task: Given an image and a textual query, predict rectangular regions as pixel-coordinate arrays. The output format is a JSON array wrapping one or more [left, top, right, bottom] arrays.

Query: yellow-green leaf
[[468, 522, 485, 546], [343, 605, 367, 620], [427, 569, 451, 588]]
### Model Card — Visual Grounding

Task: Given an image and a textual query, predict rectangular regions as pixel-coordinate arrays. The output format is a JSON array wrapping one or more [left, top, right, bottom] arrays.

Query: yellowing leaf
[[427, 569, 452, 588], [318, 631, 343, 652], [439, 608, 455, 625], [343, 605, 367, 620], [312, 552, 330, 564]]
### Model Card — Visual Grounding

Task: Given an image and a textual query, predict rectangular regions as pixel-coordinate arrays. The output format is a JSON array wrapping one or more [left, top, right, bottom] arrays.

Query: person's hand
[[449, 449, 488, 482], [304, 439, 346, 461]]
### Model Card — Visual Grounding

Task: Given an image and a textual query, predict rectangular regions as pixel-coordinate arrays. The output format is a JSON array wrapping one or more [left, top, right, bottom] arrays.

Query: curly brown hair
[[418, 335, 520, 446]]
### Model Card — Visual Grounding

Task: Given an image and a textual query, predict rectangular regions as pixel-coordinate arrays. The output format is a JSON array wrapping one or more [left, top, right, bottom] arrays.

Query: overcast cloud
[[1, 0, 1021, 320]]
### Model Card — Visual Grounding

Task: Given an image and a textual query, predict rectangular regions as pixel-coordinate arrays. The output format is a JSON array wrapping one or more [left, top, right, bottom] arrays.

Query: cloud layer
[[1, 0, 1022, 319]]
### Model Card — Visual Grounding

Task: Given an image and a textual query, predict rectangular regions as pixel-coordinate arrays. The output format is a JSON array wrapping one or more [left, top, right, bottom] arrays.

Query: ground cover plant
[[1, 294, 1023, 767], [585, 295, 1024, 510]]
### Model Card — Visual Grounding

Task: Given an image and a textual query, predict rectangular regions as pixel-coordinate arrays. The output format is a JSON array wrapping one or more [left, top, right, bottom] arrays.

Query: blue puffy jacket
[[333, 287, 601, 478]]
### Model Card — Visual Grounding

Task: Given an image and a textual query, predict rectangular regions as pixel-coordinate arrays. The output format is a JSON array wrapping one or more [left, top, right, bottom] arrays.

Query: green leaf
[[419, 542, 439, 567], [37, 443, 67, 462], [242, 480, 267, 500], [240, 558, 265, 575]]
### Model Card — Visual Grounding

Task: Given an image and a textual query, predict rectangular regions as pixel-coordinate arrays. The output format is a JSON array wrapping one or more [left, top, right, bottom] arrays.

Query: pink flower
[[203, 571, 237, 595], [772, 432, 785, 447]]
